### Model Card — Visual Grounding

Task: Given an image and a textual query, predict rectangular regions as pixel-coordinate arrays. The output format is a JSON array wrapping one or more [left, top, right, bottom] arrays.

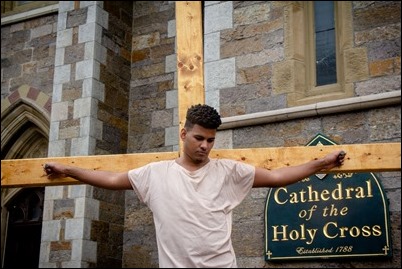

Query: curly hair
[[184, 104, 222, 130]]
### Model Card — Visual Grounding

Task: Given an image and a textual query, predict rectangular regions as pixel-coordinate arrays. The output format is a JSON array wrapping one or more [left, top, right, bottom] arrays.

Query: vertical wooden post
[[175, 1, 205, 153]]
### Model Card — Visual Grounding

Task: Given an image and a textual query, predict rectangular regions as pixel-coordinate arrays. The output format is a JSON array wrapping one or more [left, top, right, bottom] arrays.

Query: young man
[[44, 104, 346, 268]]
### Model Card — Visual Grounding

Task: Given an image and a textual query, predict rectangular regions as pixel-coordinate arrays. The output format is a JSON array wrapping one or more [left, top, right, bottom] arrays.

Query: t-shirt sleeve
[[127, 164, 153, 205], [221, 160, 255, 209]]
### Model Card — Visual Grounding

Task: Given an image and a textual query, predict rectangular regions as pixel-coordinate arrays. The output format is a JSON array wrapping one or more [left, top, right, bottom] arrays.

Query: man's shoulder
[[210, 158, 243, 166], [147, 159, 175, 167], [130, 159, 175, 171], [210, 158, 254, 169]]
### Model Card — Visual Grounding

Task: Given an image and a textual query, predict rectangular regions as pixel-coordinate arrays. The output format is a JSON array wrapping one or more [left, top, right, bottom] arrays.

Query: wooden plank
[[210, 143, 401, 172], [176, 1, 205, 152], [1, 152, 178, 188], [2, 143, 400, 188]]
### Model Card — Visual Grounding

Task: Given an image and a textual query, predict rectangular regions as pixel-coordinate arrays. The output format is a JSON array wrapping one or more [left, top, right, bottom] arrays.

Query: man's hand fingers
[[337, 151, 346, 165], [43, 163, 54, 176]]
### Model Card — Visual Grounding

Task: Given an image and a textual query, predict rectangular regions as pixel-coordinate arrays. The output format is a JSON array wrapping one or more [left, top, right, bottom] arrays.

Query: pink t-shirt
[[128, 159, 255, 268]]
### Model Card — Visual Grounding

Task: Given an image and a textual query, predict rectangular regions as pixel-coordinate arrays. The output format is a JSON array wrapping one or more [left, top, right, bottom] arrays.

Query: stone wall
[[97, 1, 132, 156], [1, 1, 400, 268], [128, 1, 177, 153], [1, 14, 57, 97]]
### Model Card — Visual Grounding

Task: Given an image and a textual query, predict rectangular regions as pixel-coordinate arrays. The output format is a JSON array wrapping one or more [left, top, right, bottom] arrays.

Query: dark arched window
[[4, 188, 44, 268]]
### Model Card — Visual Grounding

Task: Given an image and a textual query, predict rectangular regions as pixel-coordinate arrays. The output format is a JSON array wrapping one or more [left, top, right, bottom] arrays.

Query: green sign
[[264, 134, 392, 261]]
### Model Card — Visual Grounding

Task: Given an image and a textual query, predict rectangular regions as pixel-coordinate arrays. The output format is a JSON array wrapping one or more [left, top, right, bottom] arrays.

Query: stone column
[[40, 1, 108, 267]]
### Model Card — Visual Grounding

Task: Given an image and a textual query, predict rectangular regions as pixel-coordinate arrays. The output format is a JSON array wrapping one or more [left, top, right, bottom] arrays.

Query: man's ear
[[180, 128, 187, 140]]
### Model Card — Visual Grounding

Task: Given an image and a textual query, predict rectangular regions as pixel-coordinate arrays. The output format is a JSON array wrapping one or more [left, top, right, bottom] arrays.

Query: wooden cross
[[1, 2, 401, 188]]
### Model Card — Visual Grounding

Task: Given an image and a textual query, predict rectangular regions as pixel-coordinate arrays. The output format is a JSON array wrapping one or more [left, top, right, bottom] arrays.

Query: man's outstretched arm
[[43, 162, 132, 190], [253, 150, 346, 188]]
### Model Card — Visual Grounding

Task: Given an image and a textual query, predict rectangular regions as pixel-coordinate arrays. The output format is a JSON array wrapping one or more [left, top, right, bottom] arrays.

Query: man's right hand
[[43, 162, 67, 179]]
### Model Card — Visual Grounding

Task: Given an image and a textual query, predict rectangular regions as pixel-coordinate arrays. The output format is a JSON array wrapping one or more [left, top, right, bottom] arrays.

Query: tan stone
[[344, 48, 369, 82]]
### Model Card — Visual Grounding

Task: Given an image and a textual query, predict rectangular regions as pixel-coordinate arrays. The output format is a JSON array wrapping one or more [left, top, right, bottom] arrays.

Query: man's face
[[181, 124, 216, 164]]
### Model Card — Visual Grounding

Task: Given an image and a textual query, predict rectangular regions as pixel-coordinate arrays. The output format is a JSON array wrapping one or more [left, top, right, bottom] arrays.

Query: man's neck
[[176, 156, 210, 172]]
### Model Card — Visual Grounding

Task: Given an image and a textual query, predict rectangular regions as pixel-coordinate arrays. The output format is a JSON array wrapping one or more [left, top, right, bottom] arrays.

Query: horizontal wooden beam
[[1, 143, 400, 188], [1, 152, 178, 188], [210, 143, 401, 172]]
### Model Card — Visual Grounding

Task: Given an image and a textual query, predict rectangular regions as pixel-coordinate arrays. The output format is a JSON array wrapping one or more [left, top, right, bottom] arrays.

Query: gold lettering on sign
[[274, 180, 373, 204], [271, 223, 383, 245], [269, 178, 381, 245]]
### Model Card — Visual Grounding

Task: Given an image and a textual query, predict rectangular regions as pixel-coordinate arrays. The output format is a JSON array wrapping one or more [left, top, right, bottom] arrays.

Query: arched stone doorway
[[1, 86, 50, 268]]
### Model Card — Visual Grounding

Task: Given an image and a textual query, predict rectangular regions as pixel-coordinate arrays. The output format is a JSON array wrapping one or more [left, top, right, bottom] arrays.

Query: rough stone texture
[[1, 14, 57, 97], [353, 1, 400, 31], [96, 2, 132, 156], [1, 1, 400, 268]]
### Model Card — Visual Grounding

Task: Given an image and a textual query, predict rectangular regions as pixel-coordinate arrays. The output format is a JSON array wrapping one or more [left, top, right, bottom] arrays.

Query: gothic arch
[[1, 85, 51, 267]]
